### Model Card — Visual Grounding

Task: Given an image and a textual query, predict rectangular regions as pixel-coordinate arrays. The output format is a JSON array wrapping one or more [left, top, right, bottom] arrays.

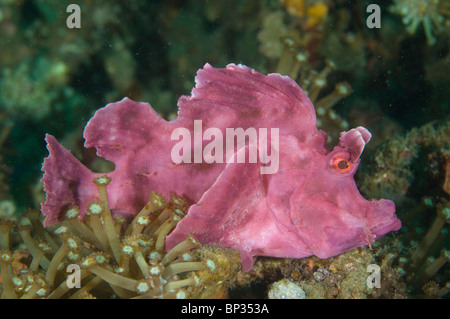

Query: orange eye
[[330, 156, 353, 174]]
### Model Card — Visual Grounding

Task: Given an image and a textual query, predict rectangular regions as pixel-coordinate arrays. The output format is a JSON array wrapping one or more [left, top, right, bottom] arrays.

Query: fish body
[[42, 64, 401, 271]]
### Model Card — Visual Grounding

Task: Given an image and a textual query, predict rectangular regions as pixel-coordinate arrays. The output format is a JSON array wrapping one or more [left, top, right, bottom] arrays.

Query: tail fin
[[41, 134, 97, 226]]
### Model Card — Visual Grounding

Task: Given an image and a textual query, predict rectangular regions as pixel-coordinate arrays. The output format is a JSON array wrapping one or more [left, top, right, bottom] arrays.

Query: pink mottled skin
[[42, 63, 401, 271]]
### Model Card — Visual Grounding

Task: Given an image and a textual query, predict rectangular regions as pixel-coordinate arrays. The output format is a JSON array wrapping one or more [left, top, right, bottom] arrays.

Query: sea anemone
[[0, 175, 241, 299]]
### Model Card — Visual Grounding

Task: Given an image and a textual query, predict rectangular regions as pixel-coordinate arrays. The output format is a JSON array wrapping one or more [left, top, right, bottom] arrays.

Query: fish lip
[[367, 199, 402, 236], [370, 217, 402, 237]]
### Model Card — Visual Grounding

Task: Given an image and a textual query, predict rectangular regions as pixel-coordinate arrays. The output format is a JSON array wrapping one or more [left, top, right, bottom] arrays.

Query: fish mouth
[[370, 216, 402, 238], [307, 198, 401, 259], [367, 199, 401, 237]]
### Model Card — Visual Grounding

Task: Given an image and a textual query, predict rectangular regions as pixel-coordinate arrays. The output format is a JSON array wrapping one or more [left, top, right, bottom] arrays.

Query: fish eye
[[337, 159, 349, 170], [329, 153, 353, 175]]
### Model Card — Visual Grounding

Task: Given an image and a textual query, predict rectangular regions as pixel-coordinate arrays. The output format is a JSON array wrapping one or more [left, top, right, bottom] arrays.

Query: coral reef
[[232, 246, 408, 299], [0, 176, 241, 299], [389, 0, 449, 45], [360, 121, 450, 202], [0, 0, 448, 300]]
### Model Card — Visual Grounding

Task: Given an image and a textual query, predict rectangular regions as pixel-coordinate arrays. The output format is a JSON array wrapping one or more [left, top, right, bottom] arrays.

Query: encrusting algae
[[0, 175, 241, 299]]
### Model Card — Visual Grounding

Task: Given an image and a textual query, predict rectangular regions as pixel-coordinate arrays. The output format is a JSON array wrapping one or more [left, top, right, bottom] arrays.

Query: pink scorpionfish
[[42, 63, 401, 271]]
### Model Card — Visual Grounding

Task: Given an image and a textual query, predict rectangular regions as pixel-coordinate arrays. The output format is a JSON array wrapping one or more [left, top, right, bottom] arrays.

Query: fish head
[[268, 127, 401, 258]]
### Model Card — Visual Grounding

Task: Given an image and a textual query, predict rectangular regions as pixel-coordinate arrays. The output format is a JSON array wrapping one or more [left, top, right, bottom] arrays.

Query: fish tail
[[41, 134, 98, 226]]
